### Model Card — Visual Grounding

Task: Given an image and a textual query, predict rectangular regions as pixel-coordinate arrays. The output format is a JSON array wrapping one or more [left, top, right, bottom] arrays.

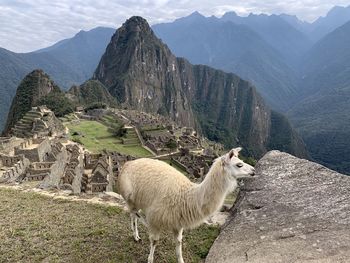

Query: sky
[[0, 0, 349, 53]]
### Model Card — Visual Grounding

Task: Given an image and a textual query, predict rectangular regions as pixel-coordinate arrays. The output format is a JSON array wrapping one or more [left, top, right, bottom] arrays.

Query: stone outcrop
[[206, 151, 350, 263], [93, 16, 308, 159]]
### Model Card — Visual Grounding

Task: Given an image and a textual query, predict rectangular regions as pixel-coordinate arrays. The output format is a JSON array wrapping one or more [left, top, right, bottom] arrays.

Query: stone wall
[[0, 137, 21, 153], [0, 154, 24, 167], [0, 155, 30, 183], [38, 146, 68, 189], [14, 138, 51, 162], [61, 144, 84, 194]]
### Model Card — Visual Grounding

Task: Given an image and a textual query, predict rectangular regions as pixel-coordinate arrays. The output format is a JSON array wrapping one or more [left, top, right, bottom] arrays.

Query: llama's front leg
[[174, 228, 185, 263], [148, 232, 160, 263]]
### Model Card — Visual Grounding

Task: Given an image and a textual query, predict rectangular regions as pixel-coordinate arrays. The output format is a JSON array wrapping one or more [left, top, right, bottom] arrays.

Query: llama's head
[[221, 147, 255, 179]]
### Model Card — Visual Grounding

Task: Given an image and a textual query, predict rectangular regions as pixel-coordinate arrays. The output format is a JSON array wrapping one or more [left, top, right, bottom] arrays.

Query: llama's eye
[[236, 163, 243, 168]]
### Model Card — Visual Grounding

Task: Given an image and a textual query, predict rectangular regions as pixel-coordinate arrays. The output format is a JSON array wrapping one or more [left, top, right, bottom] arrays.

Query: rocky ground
[[206, 151, 350, 263]]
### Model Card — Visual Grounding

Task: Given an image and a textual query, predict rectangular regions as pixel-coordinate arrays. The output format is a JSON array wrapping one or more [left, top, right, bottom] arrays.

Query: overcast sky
[[0, 0, 349, 52]]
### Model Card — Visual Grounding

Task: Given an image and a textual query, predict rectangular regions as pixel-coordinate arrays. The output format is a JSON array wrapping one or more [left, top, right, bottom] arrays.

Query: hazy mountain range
[[0, 27, 114, 129], [1, 5, 350, 173]]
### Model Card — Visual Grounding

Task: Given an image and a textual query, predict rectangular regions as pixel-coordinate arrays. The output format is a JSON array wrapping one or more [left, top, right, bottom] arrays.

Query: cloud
[[0, 0, 349, 52]]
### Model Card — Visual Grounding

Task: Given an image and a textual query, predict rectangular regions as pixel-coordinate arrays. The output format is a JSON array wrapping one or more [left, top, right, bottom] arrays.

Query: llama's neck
[[195, 161, 237, 218]]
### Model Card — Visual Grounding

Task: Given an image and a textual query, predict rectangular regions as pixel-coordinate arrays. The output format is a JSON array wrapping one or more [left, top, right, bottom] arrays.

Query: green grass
[[100, 114, 121, 129], [0, 188, 219, 263], [65, 120, 152, 157], [59, 113, 77, 122]]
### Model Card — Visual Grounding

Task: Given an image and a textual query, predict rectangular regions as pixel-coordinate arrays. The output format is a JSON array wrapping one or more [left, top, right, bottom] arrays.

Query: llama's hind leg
[[130, 212, 141, 242], [173, 228, 185, 263], [147, 230, 160, 263]]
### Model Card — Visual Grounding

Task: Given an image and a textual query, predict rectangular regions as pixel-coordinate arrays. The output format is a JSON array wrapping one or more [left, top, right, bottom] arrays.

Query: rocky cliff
[[93, 16, 196, 128], [206, 151, 350, 263], [94, 16, 308, 159]]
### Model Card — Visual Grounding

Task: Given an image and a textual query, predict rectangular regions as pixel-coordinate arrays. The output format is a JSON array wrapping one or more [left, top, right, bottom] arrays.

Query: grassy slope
[[0, 188, 219, 263], [65, 120, 152, 157]]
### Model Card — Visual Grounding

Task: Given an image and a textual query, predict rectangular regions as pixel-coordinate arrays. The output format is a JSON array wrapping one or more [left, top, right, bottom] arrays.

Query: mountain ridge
[[0, 27, 115, 131], [153, 16, 300, 111], [94, 16, 308, 159]]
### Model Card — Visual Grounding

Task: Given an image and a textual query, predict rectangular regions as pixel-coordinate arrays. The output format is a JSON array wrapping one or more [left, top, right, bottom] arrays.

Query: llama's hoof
[[133, 235, 141, 242]]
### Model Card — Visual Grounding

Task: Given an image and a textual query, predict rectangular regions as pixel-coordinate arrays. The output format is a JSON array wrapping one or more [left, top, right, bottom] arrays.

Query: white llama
[[119, 147, 255, 263]]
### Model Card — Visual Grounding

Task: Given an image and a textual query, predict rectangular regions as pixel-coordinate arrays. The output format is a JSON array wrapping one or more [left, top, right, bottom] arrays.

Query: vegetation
[[38, 92, 75, 117], [111, 123, 127, 137], [165, 138, 177, 149], [240, 156, 257, 167], [0, 188, 219, 262], [65, 120, 152, 157], [68, 80, 118, 108], [84, 102, 107, 111]]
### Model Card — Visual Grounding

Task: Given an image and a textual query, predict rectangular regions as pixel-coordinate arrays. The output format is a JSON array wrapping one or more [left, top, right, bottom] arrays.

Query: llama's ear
[[222, 147, 242, 165], [232, 147, 242, 157], [222, 149, 234, 165], [221, 152, 232, 165]]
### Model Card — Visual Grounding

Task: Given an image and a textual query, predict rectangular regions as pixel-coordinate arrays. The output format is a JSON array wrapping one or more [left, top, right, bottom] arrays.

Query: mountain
[[299, 20, 350, 98], [280, 5, 350, 42], [153, 12, 300, 111], [35, 27, 115, 80], [94, 16, 308, 159], [288, 21, 350, 174], [279, 14, 312, 34], [67, 80, 117, 107], [0, 48, 32, 131], [310, 5, 350, 42], [220, 12, 311, 66], [3, 70, 74, 134], [0, 27, 114, 131]]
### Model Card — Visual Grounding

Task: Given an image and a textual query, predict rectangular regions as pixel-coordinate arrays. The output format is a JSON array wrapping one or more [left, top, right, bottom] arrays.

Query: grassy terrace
[[65, 120, 152, 157], [0, 188, 219, 263]]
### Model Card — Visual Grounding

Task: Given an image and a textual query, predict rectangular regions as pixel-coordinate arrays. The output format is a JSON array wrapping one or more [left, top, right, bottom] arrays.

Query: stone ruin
[[143, 129, 177, 155], [60, 144, 83, 194], [10, 106, 65, 138], [177, 127, 202, 150], [103, 150, 135, 178], [0, 105, 227, 197], [82, 152, 114, 193], [116, 109, 176, 129], [0, 153, 30, 183], [0, 134, 133, 195], [81, 150, 135, 193], [171, 148, 215, 180]]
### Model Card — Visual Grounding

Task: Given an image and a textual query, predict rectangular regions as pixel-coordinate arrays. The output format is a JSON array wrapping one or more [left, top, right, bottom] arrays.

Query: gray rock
[[206, 151, 350, 263]]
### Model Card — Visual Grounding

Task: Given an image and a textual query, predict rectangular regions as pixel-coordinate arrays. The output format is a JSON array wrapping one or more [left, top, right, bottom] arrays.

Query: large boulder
[[206, 151, 350, 263]]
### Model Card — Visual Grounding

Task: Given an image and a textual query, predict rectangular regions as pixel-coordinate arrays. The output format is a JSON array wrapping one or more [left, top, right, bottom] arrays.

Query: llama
[[119, 147, 255, 263]]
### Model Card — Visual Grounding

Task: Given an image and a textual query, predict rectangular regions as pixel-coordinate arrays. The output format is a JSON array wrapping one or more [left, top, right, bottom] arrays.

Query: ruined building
[[10, 106, 65, 138]]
